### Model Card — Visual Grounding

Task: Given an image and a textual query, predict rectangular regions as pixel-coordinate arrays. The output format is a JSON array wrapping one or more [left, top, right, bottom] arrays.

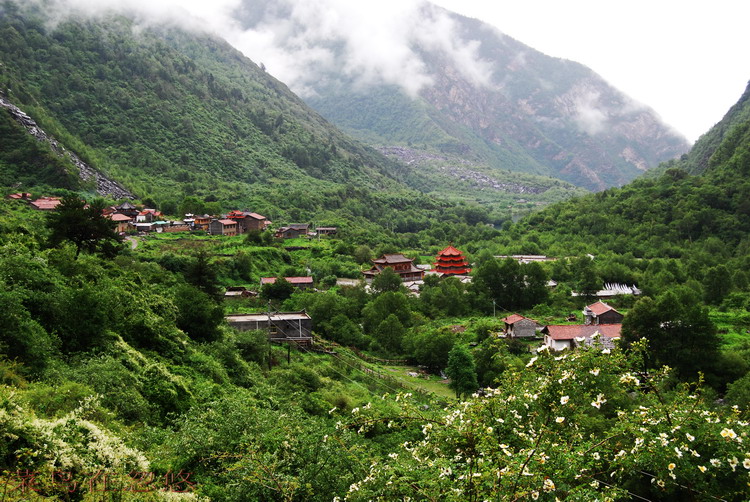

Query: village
[[10, 191, 636, 367]]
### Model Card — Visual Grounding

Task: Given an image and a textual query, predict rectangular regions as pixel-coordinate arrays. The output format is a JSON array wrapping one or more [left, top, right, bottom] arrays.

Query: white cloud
[[23, 0, 495, 98]]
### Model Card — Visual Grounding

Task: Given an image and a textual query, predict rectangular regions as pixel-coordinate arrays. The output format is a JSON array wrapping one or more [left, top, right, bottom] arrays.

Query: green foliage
[[337, 344, 750, 501], [446, 344, 478, 398], [174, 283, 224, 343], [46, 196, 121, 258], [622, 287, 720, 382], [405, 326, 456, 373]]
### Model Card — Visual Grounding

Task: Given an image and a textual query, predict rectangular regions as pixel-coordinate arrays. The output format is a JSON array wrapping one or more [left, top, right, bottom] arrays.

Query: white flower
[[720, 428, 737, 439], [589, 368, 600, 376], [351, 407, 360, 415], [743, 458, 750, 469], [543, 478, 555, 492], [710, 458, 721, 467], [560, 396, 569, 405], [591, 393, 607, 409], [697, 465, 707, 473], [601, 348, 611, 354], [556, 417, 565, 423], [657, 479, 665, 488], [531, 490, 539, 500], [526, 357, 538, 368], [728, 457, 738, 471], [686, 433, 695, 442], [668, 463, 675, 470], [619, 373, 640, 385]]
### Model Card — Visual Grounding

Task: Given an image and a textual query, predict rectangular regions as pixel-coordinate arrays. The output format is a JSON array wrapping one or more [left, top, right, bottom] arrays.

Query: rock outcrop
[[0, 94, 135, 200]]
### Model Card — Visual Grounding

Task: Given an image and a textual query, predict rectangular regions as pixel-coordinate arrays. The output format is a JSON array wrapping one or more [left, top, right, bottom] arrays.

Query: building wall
[[510, 319, 538, 338], [544, 336, 572, 351], [597, 310, 624, 324]]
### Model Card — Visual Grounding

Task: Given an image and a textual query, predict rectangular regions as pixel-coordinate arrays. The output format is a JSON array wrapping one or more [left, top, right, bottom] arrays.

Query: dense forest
[[1, 1, 749, 500]]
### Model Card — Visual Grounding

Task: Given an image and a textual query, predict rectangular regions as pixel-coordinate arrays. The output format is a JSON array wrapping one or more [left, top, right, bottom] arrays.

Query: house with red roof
[[502, 314, 541, 338], [226, 210, 271, 233], [107, 213, 133, 233], [541, 324, 622, 351], [29, 196, 61, 210], [583, 301, 624, 325]]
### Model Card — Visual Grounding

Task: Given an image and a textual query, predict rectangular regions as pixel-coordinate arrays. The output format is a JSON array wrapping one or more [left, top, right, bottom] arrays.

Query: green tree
[[703, 264, 732, 305], [174, 284, 224, 342], [406, 326, 456, 373], [261, 277, 296, 302], [374, 314, 405, 354], [371, 267, 404, 294], [47, 196, 121, 258], [446, 344, 478, 399], [622, 287, 719, 380]]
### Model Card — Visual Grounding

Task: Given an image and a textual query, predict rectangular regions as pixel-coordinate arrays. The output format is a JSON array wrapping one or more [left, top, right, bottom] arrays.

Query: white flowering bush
[[336, 342, 750, 501], [1, 386, 149, 496]]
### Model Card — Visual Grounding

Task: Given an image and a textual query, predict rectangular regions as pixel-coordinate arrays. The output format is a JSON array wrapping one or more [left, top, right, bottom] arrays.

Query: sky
[[43, 0, 750, 143], [429, 0, 750, 143]]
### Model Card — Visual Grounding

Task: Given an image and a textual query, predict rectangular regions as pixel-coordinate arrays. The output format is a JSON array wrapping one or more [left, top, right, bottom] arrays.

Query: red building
[[363, 254, 424, 283], [434, 244, 471, 276]]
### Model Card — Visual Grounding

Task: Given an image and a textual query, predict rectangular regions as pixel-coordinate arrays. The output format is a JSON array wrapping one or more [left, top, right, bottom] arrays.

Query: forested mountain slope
[[679, 80, 750, 175], [243, 1, 692, 190], [500, 82, 750, 263], [0, 2, 415, 207]]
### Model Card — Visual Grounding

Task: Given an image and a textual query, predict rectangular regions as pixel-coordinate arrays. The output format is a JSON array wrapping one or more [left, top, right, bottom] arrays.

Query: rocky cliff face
[[0, 93, 135, 199]]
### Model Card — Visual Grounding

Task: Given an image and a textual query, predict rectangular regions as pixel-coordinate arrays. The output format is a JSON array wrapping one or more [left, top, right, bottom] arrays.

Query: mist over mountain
[[229, 0, 690, 190]]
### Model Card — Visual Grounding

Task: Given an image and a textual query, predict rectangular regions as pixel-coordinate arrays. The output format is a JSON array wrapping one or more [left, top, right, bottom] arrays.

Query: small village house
[[29, 196, 61, 210], [225, 311, 313, 346], [502, 314, 541, 338], [108, 213, 133, 233], [193, 214, 212, 231], [226, 210, 271, 233], [362, 253, 424, 284], [315, 226, 338, 237], [583, 301, 624, 325], [209, 218, 239, 236], [136, 208, 162, 223], [275, 223, 310, 239]]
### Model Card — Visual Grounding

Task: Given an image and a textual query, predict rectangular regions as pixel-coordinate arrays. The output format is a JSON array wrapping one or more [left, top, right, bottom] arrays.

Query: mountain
[[678, 80, 750, 175], [504, 81, 750, 260], [0, 1, 417, 208], [235, 2, 690, 191]]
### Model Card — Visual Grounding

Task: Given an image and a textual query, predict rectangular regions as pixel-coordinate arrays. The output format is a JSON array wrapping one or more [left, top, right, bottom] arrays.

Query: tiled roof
[[543, 324, 622, 340], [373, 254, 413, 264], [586, 301, 617, 316], [502, 314, 526, 324], [437, 245, 464, 257], [109, 213, 132, 222], [247, 213, 267, 220]]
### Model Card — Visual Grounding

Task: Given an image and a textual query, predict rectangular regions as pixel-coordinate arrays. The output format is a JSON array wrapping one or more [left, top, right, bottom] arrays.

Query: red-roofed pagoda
[[434, 244, 471, 276]]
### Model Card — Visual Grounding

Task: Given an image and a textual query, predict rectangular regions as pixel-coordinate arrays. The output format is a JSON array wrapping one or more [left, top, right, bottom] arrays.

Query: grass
[[379, 364, 455, 399]]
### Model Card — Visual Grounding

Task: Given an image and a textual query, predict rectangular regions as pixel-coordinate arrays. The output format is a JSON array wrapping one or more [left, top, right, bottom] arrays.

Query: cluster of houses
[[502, 300, 624, 352], [10, 193, 340, 239]]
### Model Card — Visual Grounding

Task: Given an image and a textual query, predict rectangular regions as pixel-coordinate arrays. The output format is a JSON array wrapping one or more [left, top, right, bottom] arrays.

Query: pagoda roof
[[373, 254, 414, 265], [437, 244, 465, 257]]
